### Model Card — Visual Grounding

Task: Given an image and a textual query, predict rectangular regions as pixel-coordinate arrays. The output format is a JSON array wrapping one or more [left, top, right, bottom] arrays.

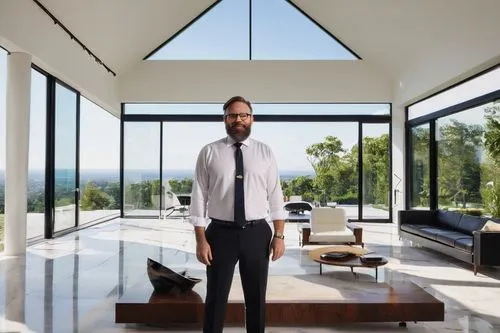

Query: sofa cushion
[[456, 214, 487, 235], [454, 237, 473, 253], [436, 210, 462, 230], [309, 229, 356, 243], [481, 220, 500, 231], [401, 224, 453, 240], [436, 231, 472, 247]]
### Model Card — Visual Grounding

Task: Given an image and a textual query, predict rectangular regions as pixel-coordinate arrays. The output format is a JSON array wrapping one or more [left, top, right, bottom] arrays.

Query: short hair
[[223, 96, 253, 114]]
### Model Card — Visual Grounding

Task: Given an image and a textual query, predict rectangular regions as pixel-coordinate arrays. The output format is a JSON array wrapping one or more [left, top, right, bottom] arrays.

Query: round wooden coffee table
[[309, 246, 388, 281]]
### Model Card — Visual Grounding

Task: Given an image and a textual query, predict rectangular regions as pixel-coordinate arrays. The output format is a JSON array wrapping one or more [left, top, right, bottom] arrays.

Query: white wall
[[119, 60, 392, 102], [0, 0, 119, 116]]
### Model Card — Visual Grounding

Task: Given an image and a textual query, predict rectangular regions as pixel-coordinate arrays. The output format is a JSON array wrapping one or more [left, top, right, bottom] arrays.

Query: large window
[[124, 103, 391, 222], [408, 66, 500, 121], [54, 83, 78, 232], [362, 124, 390, 219], [147, 0, 357, 60], [79, 97, 120, 224], [123, 122, 161, 217], [437, 106, 489, 211], [407, 64, 500, 217], [410, 124, 430, 209], [254, 122, 361, 219], [27, 69, 47, 239]]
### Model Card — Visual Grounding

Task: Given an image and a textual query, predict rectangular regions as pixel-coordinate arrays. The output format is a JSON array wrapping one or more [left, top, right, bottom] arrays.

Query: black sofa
[[398, 210, 500, 275]]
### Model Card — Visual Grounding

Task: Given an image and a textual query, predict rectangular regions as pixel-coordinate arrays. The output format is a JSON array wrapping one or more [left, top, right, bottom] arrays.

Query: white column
[[392, 104, 406, 225], [4, 52, 31, 256]]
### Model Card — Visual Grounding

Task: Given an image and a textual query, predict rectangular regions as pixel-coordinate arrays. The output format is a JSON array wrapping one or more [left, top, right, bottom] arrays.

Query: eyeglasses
[[224, 113, 252, 121]]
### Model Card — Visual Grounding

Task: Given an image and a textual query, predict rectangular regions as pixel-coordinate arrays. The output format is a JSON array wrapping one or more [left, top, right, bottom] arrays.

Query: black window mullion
[[429, 121, 437, 211], [120, 103, 125, 218], [45, 75, 56, 239], [75, 93, 81, 228], [358, 122, 363, 220], [159, 122, 163, 218]]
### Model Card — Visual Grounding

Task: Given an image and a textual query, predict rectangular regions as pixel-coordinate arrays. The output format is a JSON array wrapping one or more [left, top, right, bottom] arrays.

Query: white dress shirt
[[189, 136, 286, 227]]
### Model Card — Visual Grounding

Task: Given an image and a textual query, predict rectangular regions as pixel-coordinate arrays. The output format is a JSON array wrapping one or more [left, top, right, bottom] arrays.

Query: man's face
[[224, 101, 254, 142]]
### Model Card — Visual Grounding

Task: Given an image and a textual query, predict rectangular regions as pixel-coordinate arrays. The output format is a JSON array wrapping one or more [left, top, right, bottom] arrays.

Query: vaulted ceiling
[[35, 0, 500, 78], [1, 0, 499, 114]]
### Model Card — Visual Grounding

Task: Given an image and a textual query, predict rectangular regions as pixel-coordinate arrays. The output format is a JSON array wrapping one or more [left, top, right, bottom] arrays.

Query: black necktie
[[234, 143, 246, 226]]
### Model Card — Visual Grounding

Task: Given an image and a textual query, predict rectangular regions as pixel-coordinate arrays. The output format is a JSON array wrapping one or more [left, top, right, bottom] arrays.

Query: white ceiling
[[38, 0, 216, 74], [35, 0, 500, 80]]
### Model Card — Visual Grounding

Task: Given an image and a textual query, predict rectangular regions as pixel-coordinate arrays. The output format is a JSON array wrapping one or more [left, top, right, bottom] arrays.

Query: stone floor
[[0, 217, 499, 333]]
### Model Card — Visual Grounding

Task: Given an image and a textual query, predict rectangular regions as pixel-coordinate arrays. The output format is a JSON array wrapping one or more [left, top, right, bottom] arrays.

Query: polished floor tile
[[0, 218, 499, 332]]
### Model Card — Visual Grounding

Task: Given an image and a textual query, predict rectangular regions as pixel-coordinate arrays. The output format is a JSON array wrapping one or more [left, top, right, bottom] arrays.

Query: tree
[[438, 120, 483, 208], [306, 136, 358, 204], [484, 101, 500, 164], [482, 100, 500, 217], [81, 181, 114, 210], [168, 178, 193, 194], [286, 176, 315, 202], [411, 126, 430, 207], [306, 136, 344, 175], [363, 134, 389, 205]]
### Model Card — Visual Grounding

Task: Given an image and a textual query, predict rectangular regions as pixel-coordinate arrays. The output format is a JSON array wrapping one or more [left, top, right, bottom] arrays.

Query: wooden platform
[[115, 274, 444, 327]]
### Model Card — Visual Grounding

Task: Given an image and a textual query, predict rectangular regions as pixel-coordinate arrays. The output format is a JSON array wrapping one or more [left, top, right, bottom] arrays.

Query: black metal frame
[[51, 79, 80, 237], [121, 104, 392, 223], [405, 64, 500, 210], [32, 64, 119, 239]]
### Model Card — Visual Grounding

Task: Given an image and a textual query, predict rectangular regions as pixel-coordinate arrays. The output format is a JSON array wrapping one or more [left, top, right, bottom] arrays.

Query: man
[[189, 96, 286, 333]]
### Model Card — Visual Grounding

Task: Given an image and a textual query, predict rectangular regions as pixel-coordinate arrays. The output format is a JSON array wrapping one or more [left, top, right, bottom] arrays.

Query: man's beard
[[226, 123, 251, 142]]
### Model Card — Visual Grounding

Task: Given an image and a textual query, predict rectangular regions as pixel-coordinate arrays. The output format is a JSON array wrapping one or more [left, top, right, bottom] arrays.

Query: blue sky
[[149, 0, 356, 60]]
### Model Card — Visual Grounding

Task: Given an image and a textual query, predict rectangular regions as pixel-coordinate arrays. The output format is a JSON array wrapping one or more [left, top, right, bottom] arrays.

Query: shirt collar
[[226, 136, 251, 147]]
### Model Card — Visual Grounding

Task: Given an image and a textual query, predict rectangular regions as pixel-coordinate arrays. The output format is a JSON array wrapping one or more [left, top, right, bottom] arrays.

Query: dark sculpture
[[147, 258, 202, 294]]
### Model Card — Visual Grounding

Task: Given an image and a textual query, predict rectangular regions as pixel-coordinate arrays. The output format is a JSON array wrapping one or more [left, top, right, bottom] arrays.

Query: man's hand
[[196, 240, 213, 266], [270, 237, 285, 261]]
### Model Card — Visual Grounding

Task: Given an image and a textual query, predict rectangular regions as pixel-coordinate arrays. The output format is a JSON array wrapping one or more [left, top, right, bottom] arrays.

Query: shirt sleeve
[[267, 151, 287, 221], [189, 146, 210, 227]]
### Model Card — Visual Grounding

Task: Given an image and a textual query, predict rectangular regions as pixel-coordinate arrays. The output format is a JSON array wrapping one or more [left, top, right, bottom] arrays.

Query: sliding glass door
[[53, 82, 78, 232]]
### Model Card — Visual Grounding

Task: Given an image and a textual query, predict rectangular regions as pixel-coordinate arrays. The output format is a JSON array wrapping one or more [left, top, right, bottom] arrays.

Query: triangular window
[[146, 0, 358, 60]]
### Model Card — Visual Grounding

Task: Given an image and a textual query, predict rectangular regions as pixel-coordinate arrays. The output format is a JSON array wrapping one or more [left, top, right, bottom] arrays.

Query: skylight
[[147, 0, 358, 61]]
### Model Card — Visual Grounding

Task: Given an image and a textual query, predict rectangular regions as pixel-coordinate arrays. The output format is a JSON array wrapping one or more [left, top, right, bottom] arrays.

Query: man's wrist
[[273, 231, 285, 240]]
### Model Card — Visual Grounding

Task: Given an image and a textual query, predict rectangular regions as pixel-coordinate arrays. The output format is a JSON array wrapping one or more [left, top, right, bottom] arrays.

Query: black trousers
[[203, 220, 273, 333]]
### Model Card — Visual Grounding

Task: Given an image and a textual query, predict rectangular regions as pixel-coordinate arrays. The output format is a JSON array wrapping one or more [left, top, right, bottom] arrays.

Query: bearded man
[[189, 96, 286, 333]]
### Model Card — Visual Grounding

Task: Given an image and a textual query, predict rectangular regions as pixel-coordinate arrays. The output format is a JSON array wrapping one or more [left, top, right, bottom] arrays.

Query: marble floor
[[0, 217, 499, 333]]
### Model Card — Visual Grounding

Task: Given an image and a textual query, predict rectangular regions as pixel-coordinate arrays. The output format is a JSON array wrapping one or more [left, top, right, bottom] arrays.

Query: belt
[[209, 218, 266, 229]]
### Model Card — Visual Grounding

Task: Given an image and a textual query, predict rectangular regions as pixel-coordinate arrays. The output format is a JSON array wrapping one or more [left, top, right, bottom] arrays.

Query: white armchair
[[300, 207, 363, 247]]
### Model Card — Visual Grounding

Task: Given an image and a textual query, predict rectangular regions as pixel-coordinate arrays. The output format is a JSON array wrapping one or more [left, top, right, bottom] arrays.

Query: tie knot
[[234, 142, 243, 149]]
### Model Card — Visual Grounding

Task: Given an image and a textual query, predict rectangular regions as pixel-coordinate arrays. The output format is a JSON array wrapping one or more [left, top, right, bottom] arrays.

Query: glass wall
[[123, 122, 161, 217], [410, 124, 430, 209], [436, 105, 489, 211], [254, 122, 360, 218], [27, 69, 47, 239], [79, 97, 120, 224], [407, 64, 500, 217], [54, 83, 78, 232], [408, 66, 500, 120], [124, 103, 391, 222], [0, 48, 7, 249], [362, 123, 390, 219], [162, 122, 221, 219]]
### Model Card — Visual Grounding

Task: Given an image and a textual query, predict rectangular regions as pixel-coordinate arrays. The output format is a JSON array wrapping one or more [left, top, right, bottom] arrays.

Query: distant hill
[[0, 169, 315, 185]]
